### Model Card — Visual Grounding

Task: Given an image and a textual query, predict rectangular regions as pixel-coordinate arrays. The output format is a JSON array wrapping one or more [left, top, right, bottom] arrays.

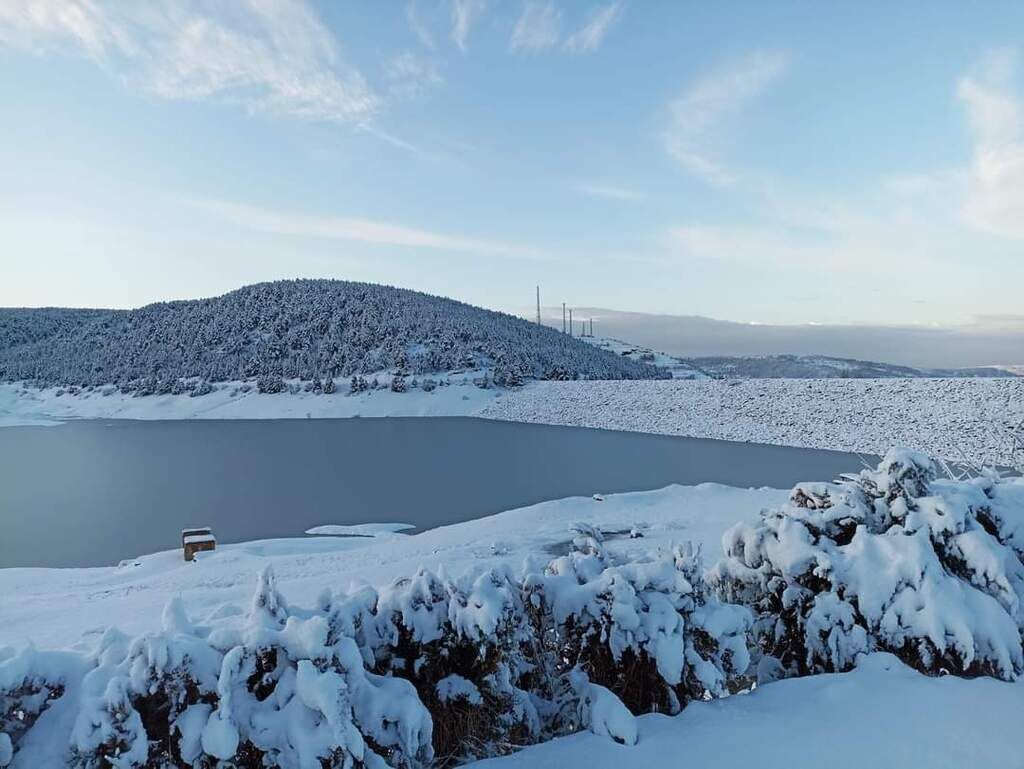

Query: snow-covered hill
[[0, 281, 665, 391], [687, 353, 1018, 379], [580, 336, 1017, 380]]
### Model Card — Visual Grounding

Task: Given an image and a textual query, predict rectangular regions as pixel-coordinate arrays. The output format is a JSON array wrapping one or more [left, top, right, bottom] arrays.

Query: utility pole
[[568, 308, 573, 337], [536, 286, 541, 325], [562, 303, 566, 334]]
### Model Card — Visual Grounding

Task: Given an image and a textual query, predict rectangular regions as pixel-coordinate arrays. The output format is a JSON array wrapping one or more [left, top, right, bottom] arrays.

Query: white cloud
[[189, 198, 542, 259], [384, 51, 443, 99], [509, 1, 561, 53], [563, 2, 623, 54], [572, 182, 643, 201], [956, 48, 1024, 239], [451, 0, 486, 51], [665, 51, 789, 184], [0, 0, 378, 125]]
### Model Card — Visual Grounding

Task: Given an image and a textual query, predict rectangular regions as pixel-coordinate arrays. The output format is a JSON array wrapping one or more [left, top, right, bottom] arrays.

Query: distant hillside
[[687, 354, 1019, 379], [581, 336, 1018, 380], [0, 281, 666, 391], [551, 306, 1024, 371]]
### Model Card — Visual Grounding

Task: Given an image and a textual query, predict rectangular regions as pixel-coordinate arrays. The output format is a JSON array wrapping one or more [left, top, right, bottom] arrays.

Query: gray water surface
[[0, 417, 873, 568]]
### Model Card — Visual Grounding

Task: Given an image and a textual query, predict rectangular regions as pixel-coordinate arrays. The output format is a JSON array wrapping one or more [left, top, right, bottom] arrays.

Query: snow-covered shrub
[[368, 568, 538, 765], [54, 569, 431, 769], [189, 378, 213, 397], [0, 646, 88, 767], [711, 448, 1024, 681], [525, 536, 751, 723], [391, 374, 408, 393], [256, 374, 285, 394]]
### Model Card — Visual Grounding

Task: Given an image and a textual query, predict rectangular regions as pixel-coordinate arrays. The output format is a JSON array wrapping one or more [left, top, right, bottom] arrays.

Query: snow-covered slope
[[0, 281, 664, 390], [581, 337, 711, 379]]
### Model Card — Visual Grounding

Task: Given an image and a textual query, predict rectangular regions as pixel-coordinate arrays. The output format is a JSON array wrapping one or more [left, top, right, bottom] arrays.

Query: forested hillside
[[0, 280, 665, 391]]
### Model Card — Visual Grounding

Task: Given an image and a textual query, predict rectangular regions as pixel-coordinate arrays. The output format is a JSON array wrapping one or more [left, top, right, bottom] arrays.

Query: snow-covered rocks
[[711, 449, 1024, 680], [482, 377, 1024, 466]]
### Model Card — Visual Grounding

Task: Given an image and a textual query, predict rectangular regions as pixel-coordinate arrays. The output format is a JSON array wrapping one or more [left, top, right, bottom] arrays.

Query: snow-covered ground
[[3, 478, 1023, 768], [482, 378, 1024, 467], [0, 483, 780, 650], [0, 377, 501, 426], [473, 652, 1023, 769]]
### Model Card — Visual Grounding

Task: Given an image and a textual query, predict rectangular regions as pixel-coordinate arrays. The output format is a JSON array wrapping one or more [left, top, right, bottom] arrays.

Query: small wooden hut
[[182, 527, 216, 562]]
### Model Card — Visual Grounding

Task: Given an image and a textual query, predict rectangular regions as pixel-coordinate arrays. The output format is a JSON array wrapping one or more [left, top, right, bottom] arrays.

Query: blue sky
[[1, 1, 1023, 329]]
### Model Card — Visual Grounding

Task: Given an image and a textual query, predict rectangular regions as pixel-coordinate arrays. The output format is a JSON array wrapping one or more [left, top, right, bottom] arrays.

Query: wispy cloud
[[451, 0, 487, 51], [572, 182, 643, 201], [509, 1, 561, 53], [563, 2, 623, 54], [956, 48, 1024, 239], [384, 51, 443, 99], [0, 0, 378, 125], [189, 198, 542, 259], [405, 0, 435, 49], [665, 51, 789, 184]]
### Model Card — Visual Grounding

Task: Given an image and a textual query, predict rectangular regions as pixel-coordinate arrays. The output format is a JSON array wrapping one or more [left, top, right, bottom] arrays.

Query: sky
[[1, 0, 1023, 333]]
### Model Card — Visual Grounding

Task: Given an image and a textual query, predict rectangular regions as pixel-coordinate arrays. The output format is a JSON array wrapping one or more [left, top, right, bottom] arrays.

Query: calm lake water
[[0, 417, 873, 568]]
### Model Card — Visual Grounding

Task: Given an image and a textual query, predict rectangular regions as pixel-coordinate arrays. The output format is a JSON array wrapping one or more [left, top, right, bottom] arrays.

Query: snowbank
[[0, 377, 501, 426], [470, 653, 1024, 769]]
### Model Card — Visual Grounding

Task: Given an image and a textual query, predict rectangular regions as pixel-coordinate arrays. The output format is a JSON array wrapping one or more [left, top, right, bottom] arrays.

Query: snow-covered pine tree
[[711, 448, 1024, 680]]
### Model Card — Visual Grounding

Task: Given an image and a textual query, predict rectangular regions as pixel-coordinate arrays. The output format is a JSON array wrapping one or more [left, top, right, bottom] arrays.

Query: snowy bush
[[366, 568, 539, 765], [256, 374, 285, 394], [1, 545, 754, 765], [525, 538, 751, 722], [0, 646, 89, 767], [711, 448, 1024, 681]]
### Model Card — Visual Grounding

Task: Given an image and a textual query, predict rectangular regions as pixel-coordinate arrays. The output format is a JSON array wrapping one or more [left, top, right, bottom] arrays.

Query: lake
[[0, 417, 873, 568]]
